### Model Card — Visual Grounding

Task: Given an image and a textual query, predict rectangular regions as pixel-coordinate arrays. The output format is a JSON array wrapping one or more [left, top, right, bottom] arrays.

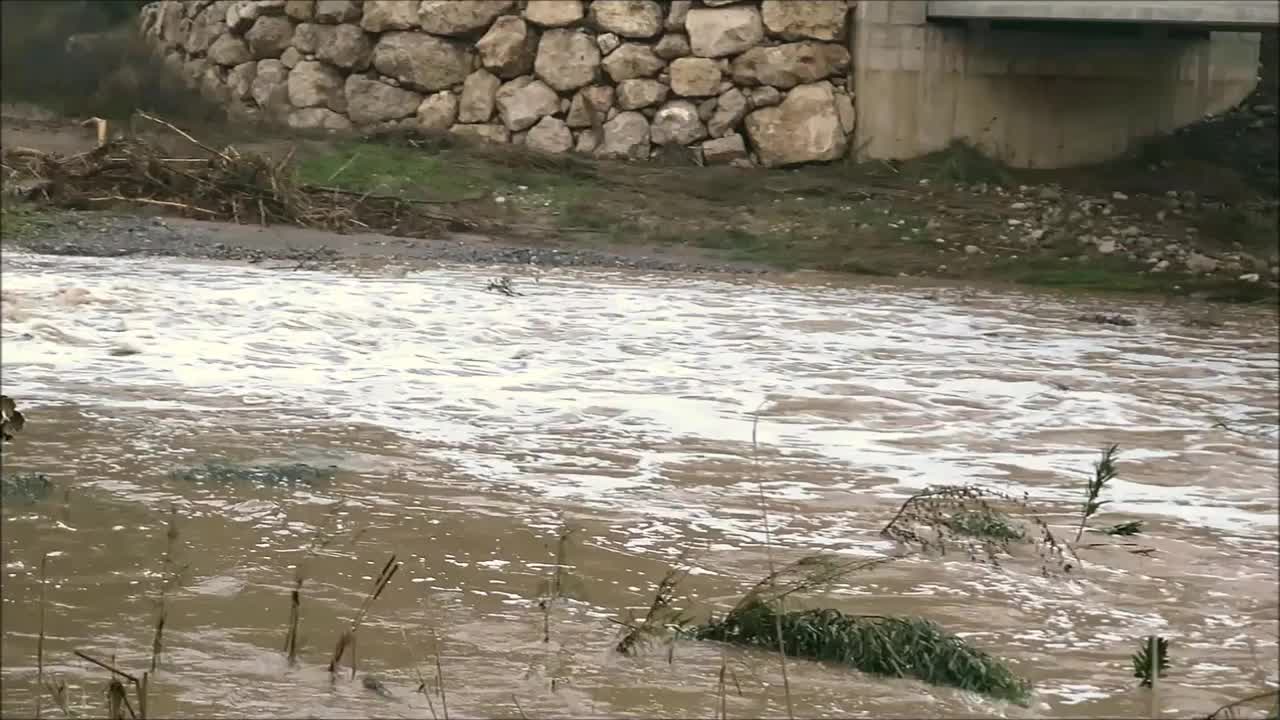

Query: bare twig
[[325, 152, 361, 183], [511, 694, 529, 720], [1203, 689, 1280, 720], [73, 649, 149, 717], [301, 184, 487, 206], [136, 111, 232, 163], [86, 196, 218, 215], [73, 651, 138, 685]]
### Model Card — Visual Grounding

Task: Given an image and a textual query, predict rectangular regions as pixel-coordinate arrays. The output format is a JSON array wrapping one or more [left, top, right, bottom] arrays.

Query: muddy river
[[1, 251, 1276, 719]]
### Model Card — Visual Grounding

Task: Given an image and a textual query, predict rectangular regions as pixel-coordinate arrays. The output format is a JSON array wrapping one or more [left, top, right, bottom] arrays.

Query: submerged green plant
[[696, 599, 1032, 705], [1132, 635, 1170, 688], [943, 509, 1027, 542], [169, 461, 335, 488], [1101, 520, 1145, 537], [1, 472, 53, 504], [881, 485, 1072, 574]]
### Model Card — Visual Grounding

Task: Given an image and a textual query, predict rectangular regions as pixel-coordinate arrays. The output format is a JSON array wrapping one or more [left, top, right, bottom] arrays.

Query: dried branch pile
[[1, 116, 481, 236]]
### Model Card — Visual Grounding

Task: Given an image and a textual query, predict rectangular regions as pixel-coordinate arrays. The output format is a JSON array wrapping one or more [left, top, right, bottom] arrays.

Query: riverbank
[[3, 101, 1277, 303]]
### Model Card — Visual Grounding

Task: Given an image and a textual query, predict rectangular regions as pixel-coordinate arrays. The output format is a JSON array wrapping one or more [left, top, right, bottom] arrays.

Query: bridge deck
[[926, 1, 1280, 29]]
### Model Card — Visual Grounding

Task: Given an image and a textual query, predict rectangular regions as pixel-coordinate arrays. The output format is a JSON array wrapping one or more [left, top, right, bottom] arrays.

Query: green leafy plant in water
[[1075, 444, 1119, 542], [881, 485, 1074, 575], [695, 598, 1032, 705], [1132, 635, 1170, 688], [1, 472, 53, 504], [943, 509, 1027, 542], [615, 566, 693, 659], [169, 461, 335, 488]]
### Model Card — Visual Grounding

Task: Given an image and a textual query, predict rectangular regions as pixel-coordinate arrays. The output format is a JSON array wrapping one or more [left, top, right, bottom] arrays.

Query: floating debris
[[1, 395, 25, 442], [1076, 313, 1137, 327], [169, 461, 335, 488], [486, 277, 521, 297], [1100, 520, 1145, 537], [362, 674, 395, 699], [1183, 316, 1223, 329]]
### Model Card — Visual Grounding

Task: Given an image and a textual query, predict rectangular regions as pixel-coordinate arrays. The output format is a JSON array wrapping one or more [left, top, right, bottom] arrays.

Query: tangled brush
[[1, 113, 483, 237]]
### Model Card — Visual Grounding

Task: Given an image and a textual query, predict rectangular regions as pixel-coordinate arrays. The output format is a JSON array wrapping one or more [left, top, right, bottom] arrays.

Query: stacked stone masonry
[[140, 0, 857, 167]]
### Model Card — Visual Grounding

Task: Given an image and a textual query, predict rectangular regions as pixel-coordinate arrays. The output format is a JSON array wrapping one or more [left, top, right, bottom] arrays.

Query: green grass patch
[[0, 201, 59, 241], [1, 472, 53, 504], [170, 461, 335, 489], [1008, 265, 1164, 293], [295, 136, 604, 214], [294, 140, 488, 203]]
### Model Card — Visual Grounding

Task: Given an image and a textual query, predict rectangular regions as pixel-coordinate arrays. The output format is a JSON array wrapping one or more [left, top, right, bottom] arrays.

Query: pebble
[[1096, 239, 1118, 255], [1112, 191, 1129, 200], [1239, 273, 1261, 283], [964, 245, 981, 255]]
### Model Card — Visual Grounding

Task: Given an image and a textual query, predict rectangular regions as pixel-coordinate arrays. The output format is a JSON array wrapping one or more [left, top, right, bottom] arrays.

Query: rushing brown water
[[2, 251, 1277, 719]]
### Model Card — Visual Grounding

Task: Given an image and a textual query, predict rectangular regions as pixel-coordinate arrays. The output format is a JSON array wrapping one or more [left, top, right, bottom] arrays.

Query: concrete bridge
[[927, 1, 1279, 30], [852, 1, 1278, 168]]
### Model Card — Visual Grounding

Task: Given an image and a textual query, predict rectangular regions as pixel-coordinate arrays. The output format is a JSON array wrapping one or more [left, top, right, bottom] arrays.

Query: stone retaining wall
[[139, 0, 857, 167]]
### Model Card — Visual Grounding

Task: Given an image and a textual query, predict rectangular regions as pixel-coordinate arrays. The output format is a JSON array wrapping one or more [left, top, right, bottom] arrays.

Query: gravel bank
[[1, 209, 769, 275]]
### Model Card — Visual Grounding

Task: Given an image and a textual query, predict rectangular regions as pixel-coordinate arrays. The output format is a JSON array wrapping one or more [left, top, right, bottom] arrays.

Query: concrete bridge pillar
[[851, 1, 1263, 168]]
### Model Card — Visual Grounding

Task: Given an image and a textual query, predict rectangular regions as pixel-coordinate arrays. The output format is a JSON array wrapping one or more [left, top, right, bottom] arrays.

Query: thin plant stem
[[750, 404, 794, 720], [431, 629, 449, 720], [37, 552, 48, 720], [717, 644, 728, 720], [400, 627, 438, 720], [328, 554, 400, 676], [1148, 635, 1160, 719], [1204, 690, 1280, 720], [1075, 445, 1118, 543], [151, 507, 179, 674]]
